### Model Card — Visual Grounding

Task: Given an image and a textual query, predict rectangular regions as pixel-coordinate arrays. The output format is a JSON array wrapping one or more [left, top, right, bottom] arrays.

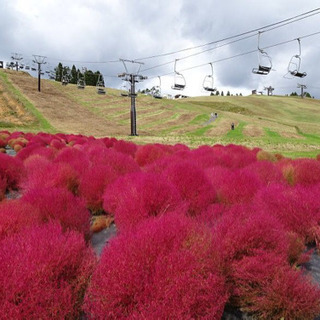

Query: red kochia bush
[[86, 146, 140, 176], [21, 187, 91, 239], [22, 156, 80, 194], [103, 172, 183, 231], [231, 251, 320, 319], [206, 166, 261, 205], [253, 183, 320, 244], [0, 199, 42, 241], [0, 223, 96, 319], [0, 152, 25, 190], [163, 160, 216, 216], [54, 147, 90, 176], [84, 213, 228, 319], [112, 139, 137, 158], [291, 158, 320, 186], [78, 164, 118, 214], [135, 143, 173, 167]]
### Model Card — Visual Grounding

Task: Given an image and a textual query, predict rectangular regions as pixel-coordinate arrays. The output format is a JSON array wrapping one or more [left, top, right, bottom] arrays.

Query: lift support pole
[[118, 59, 147, 136], [33, 55, 47, 92]]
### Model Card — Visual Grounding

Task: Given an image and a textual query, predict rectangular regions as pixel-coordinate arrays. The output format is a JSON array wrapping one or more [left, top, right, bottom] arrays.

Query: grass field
[[1, 69, 320, 158]]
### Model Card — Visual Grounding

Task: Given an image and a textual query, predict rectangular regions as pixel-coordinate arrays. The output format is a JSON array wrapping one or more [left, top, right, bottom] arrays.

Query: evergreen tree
[[71, 65, 77, 84], [221, 91, 224, 96], [227, 91, 230, 96], [55, 62, 63, 82], [215, 90, 220, 96]]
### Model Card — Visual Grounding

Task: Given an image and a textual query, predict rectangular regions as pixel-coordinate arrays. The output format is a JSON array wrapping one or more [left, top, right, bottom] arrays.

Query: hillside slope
[[1, 69, 320, 156]]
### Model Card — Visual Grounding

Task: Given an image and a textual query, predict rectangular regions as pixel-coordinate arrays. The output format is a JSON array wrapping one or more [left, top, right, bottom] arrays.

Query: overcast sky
[[1, 0, 320, 98]]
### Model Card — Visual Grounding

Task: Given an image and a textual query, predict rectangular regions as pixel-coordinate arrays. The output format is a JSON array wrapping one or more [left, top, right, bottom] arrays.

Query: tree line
[[54, 63, 104, 86]]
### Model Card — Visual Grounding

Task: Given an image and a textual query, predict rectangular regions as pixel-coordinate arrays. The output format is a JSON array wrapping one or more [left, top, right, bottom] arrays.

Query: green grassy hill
[[1, 69, 320, 158]]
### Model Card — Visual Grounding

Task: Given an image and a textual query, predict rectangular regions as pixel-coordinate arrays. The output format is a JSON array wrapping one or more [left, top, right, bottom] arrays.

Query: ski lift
[[96, 74, 106, 94], [77, 71, 85, 89], [152, 76, 162, 99], [171, 59, 186, 90], [25, 64, 30, 70], [31, 63, 37, 71], [252, 32, 272, 75], [284, 38, 307, 79], [120, 82, 130, 96], [203, 63, 216, 92]]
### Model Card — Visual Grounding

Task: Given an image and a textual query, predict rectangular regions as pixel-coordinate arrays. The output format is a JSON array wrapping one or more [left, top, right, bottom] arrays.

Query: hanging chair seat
[[172, 83, 185, 90], [252, 65, 271, 75]]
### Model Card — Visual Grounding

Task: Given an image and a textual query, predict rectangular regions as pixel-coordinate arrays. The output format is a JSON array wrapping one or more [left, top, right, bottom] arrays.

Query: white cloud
[[1, 0, 320, 97]]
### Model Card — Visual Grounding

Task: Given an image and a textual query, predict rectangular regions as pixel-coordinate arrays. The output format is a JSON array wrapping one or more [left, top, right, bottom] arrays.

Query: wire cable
[[134, 8, 320, 61]]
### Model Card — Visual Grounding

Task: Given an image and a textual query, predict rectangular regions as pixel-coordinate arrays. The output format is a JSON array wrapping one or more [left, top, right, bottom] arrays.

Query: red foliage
[[135, 143, 173, 167], [21, 187, 91, 239], [244, 160, 285, 185], [78, 164, 117, 214], [0, 176, 6, 200], [211, 204, 291, 266], [16, 143, 56, 161], [206, 166, 261, 205], [231, 251, 320, 319], [86, 147, 140, 176], [253, 183, 320, 244], [0, 152, 25, 190], [0, 199, 42, 241], [0, 223, 96, 319], [84, 213, 228, 319], [164, 160, 217, 216], [291, 158, 320, 186], [54, 147, 90, 175], [112, 139, 137, 158], [103, 172, 183, 231], [22, 156, 80, 193]]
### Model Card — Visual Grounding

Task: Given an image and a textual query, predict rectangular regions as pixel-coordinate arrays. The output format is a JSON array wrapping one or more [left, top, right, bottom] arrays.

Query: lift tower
[[118, 59, 147, 136], [33, 55, 47, 92]]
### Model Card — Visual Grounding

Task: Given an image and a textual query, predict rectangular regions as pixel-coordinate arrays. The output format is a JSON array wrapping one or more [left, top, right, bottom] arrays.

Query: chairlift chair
[[25, 64, 30, 70], [203, 63, 216, 92], [96, 74, 106, 94], [284, 38, 307, 79], [77, 71, 85, 89], [152, 76, 162, 99], [252, 32, 272, 75], [171, 59, 186, 90], [120, 82, 129, 96]]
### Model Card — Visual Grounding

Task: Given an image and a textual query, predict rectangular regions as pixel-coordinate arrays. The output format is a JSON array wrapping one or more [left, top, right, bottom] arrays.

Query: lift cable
[[134, 8, 320, 61], [144, 30, 320, 80]]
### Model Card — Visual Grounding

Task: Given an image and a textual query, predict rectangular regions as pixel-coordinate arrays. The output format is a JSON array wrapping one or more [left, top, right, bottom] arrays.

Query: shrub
[[253, 183, 320, 244], [112, 139, 137, 158], [256, 149, 278, 162], [103, 172, 183, 231], [16, 143, 56, 161], [291, 158, 320, 186], [84, 213, 228, 319], [211, 204, 290, 266], [206, 166, 261, 205], [135, 143, 172, 167], [78, 164, 117, 214], [21, 187, 91, 239], [163, 160, 216, 216], [0, 152, 25, 190], [22, 156, 80, 194], [231, 251, 320, 319], [0, 176, 7, 201], [0, 199, 42, 241], [54, 147, 90, 176], [243, 160, 285, 185], [86, 146, 140, 176], [0, 223, 96, 319]]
